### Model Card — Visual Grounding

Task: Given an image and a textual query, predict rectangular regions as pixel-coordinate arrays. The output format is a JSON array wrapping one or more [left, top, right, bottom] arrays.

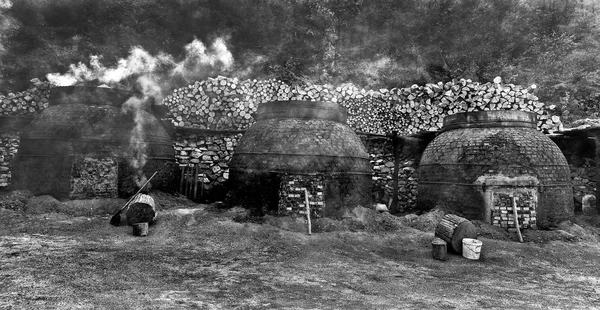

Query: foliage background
[[1, 0, 600, 124]]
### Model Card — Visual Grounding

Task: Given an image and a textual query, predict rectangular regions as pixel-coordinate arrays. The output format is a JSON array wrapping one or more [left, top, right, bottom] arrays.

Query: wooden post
[[192, 165, 199, 201], [304, 188, 312, 235], [512, 196, 524, 242], [594, 131, 600, 214], [390, 131, 401, 214], [179, 165, 186, 194]]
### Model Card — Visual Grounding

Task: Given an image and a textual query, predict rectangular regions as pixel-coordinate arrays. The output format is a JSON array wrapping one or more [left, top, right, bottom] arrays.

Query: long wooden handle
[[119, 171, 158, 212]]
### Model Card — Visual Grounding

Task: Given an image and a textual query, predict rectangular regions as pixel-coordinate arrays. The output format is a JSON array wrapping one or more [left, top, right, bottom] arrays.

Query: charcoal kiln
[[229, 100, 372, 219], [418, 110, 573, 229], [12, 86, 177, 199]]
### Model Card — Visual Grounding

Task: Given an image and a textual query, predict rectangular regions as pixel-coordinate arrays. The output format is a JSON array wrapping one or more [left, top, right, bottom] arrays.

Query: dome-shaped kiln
[[418, 110, 573, 228], [229, 100, 372, 219], [12, 86, 177, 199]]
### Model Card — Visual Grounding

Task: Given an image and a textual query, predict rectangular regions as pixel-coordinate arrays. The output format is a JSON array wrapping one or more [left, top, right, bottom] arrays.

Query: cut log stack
[[0, 78, 51, 116], [163, 76, 562, 135], [0, 133, 19, 188], [570, 159, 596, 206], [173, 132, 241, 193], [363, 135, 418, 210]]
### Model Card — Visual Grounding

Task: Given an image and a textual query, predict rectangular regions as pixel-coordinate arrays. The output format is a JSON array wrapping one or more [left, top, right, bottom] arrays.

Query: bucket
[[462, 238, 482, 260], [431, 237, 447, 261]]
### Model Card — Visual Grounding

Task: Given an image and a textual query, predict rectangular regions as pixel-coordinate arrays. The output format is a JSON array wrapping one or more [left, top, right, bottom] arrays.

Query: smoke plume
[[46, 37, 234, 188], [0, 0, 14, 58], [46, 37, 234, 93]]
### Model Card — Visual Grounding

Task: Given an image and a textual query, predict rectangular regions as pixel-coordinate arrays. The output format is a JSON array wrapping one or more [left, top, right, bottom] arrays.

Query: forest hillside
[[1, 0, 599, 124]]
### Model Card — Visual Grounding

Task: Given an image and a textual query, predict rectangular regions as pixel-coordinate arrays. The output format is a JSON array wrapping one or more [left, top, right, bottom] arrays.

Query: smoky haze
[[45, 37, 234, 187]]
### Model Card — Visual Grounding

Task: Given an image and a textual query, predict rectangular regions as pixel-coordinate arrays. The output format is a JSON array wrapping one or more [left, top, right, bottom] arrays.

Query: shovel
[[109, 171, 158, 226]]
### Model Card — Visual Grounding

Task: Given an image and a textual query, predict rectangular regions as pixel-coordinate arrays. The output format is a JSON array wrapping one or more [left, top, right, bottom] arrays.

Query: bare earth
[[0, 191, 599, 310]]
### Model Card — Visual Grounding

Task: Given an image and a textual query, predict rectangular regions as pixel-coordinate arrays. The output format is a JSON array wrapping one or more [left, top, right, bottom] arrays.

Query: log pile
[[0, 78, 51, 116], [173, 132, 241, 192], [69, 157, 119, 199], [362, 135, 419, 211], [163, 76, 562, 135], [0, 134, 18, 187], [0, 133, 19, 188], [569, 158, 596, 207]]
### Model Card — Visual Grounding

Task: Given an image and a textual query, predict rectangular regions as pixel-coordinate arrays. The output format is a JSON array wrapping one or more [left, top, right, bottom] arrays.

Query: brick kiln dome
[[12, 86, 177, 199], [229, 100, 372, 219], [418, 110, 573, 228]]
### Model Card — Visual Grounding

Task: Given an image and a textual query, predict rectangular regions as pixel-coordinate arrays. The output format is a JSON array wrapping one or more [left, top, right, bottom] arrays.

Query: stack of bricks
[[173, 132, 241, 189], [278, 175, 324, 218], [0, 133, 19, 188], [491, 192, 537, 230]]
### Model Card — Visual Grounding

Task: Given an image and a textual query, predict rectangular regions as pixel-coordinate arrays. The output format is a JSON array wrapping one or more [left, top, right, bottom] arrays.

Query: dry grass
[[0, 192, 599, 309]]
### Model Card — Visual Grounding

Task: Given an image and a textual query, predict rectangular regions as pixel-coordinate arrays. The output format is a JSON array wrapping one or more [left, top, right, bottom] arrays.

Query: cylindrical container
[[12, 86, 177, 199], [229, 100, 372, 219], [126, 194, 156, 225], [435, 214, 477, 254], [462, 238, 482, 260], [431, 237, 448, 261], [418, 110, 573, 228], [132, 222, 149, 236]]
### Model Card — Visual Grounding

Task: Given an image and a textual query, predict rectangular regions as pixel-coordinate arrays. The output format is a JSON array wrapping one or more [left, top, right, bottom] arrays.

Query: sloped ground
[[0, 191, 599, 309]]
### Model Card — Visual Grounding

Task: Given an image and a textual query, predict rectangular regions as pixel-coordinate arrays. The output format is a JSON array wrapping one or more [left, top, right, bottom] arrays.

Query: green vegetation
[[1, 0, 600, 123]]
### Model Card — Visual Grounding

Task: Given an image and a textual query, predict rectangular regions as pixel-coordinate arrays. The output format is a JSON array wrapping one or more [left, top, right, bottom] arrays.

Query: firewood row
[[0, 78, 51, 116], [173, 132, 241, 192], [0, 134, 19, 188], [365, 136, 418, 211], [570, 159, 596, 206], [163, 76, 562, 135]]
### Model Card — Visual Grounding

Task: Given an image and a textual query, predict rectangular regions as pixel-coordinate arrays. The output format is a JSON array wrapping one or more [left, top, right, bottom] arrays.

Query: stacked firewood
[[173, 132, 241, 189], [570, 158, 596, 205], [364, 136, 419, 211], [0, 78, 51, 116], [163, 77, 562, 135], [0, 133, 19, 188]]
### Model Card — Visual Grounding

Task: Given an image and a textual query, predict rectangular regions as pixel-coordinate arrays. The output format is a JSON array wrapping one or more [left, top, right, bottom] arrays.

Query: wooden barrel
[[126, 194, 157, 226], [434, 214, 477, 254]]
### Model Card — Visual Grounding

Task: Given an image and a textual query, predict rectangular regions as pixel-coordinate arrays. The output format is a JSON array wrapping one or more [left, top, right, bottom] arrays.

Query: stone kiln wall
[[419, 125, 574, 226], [69, 157, 118, 199], [0, 77, 589, 214]]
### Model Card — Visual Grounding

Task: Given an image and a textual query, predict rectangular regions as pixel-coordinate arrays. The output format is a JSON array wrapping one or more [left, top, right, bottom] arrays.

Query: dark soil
[[1, 191, 599, 309]]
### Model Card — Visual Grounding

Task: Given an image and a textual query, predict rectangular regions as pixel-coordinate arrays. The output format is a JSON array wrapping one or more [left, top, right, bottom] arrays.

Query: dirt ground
[[1, 190, 600, 310]]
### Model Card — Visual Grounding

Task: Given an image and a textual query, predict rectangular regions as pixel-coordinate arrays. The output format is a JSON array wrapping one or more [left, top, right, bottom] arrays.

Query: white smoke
[[0, 0, 14, 57], [172, 37, 234, 81], [46, 37, 234, 189], [0, 0, 11, 9], [46, 37, 234, 89]]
